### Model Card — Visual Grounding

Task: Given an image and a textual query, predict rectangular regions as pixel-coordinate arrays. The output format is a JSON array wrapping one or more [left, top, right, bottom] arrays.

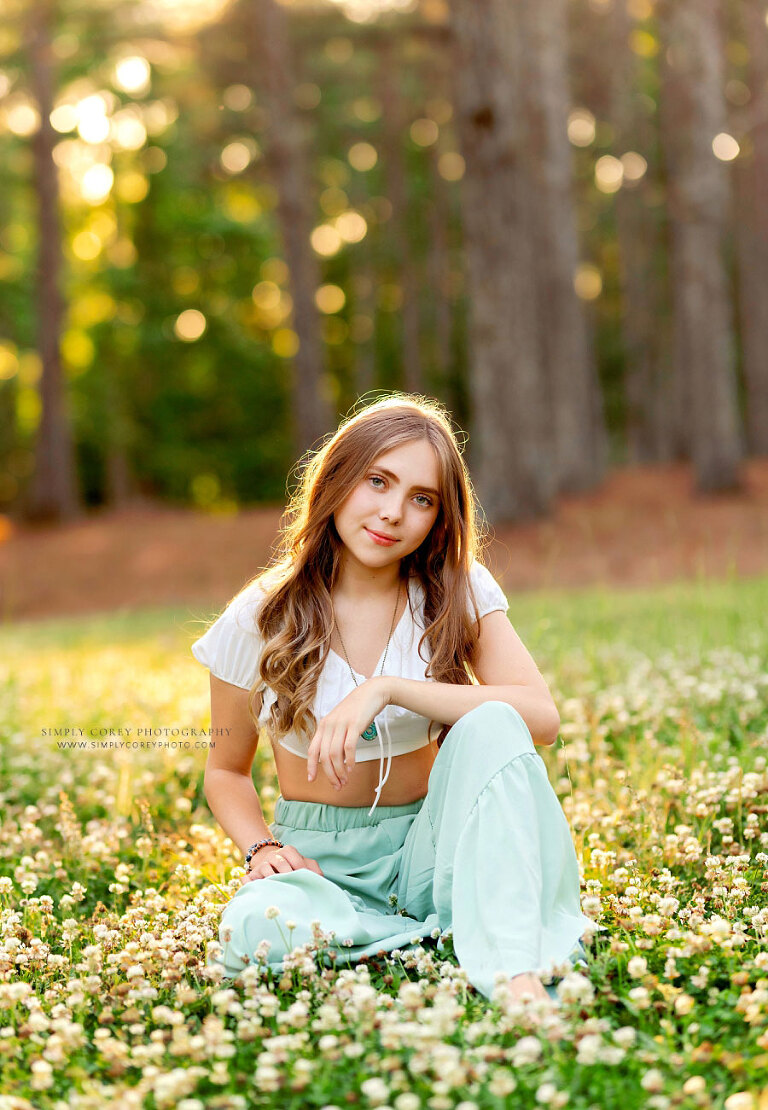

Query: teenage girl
[[192, 394, 594, 1002]]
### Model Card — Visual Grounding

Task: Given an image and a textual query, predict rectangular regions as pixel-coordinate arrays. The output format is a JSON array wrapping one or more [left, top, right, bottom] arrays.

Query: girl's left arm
[[385, 610, 561, 747]]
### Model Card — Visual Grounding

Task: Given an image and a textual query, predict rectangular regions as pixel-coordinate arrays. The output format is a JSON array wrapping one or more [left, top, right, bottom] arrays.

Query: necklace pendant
[[361, 722, 378, 741]]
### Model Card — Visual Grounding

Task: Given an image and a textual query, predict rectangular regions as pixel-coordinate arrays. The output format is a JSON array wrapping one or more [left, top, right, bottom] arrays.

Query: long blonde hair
[[242, 393, 491, 747]]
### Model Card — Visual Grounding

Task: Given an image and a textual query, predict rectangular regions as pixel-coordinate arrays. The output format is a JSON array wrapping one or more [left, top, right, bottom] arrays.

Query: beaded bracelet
[[244, 837, 285, 872]]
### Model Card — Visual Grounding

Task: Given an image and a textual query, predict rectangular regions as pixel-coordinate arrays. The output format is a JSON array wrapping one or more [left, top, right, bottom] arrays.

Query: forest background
[[1, 0, 766, 551]]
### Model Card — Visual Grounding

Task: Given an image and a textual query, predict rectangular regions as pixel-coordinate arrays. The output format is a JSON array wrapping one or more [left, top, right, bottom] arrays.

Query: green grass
[[0, 576, 766, 1108]]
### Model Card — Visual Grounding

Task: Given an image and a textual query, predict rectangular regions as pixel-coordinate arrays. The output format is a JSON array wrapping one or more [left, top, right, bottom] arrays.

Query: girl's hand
[[307, 677, 391, 789], [242, 844, 324, 883]]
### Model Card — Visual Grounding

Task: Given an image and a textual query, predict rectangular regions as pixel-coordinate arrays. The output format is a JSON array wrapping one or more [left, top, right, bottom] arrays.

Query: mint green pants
[[216, 702, 593, 999]]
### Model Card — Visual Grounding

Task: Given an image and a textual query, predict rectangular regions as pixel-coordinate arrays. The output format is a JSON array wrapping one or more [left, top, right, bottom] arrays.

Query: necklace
[[333, 580, 402, 741]]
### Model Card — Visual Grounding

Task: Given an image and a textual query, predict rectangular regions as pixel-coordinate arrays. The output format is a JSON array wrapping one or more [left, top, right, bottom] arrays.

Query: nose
[[379, 494, 403, 524]]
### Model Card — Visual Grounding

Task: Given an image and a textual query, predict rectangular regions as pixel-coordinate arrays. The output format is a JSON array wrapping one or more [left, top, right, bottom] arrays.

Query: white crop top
[[191, 560, 509, 814]]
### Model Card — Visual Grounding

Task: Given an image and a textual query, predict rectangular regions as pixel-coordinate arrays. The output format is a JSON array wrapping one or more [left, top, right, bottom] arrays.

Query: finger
[[329, 726, 350, 786], [306, 731, 321, 782], [343, 730, 358, 774], [305, 857, 324, 876], [270, 857, 293, 874], [319, 732, 343, 789]]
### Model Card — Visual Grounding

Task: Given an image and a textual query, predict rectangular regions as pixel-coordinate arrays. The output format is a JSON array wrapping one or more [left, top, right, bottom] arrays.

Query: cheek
[[414, 510, 439, 542], [336, 487, 369, 525]]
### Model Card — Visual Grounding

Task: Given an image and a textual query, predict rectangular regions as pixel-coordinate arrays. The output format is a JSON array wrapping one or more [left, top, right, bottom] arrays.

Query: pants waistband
[[273, 794, 424, 831]]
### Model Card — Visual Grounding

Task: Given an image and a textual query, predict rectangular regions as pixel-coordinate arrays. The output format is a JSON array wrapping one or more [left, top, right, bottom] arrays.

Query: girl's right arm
[[204, 674, 323, 882]]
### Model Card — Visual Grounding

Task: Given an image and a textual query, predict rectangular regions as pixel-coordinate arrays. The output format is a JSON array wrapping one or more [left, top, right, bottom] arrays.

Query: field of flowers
[[0, 575, 767, 1109]]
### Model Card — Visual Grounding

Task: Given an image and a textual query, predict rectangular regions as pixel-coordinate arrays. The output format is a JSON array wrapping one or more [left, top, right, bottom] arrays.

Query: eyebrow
[[372, 466, 441, 498]]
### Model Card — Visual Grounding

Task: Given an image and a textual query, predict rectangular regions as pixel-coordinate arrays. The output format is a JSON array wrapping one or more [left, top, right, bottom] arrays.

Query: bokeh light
[[114, 56, 151, 96], [222, 84, 252, 111], [71, 231, 102, 261], [574, 263, 603, 301], [352, 97, 381, 123], [111, 109, 148, 151], [595, 154, 624, 194], [348, 142, 378, 171], [116, 172, 149, 203], [77, 96, 111, 144], [568, 109, 596, 148], [335, 211, 367, 243], [315, 284, 346, 314], [81, 164, 114, 204], [272, 328, 299, 357], [50, 104, 79, 133], [410, 118, 439, 147], [252, 281, 282, 311], [310, 225, 343, 257], [437, 152, 464, 181], [221, 141, 254, 174], [621, 151, 648, 182], [4, 97, 41, 137], [713, 132, 740, 162], [174, 309, 207, 341], [0, 343, 19, 381]]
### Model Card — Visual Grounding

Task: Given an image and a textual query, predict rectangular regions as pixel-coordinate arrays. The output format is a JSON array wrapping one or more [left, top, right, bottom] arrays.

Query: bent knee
[[450, 700, 535, 753]]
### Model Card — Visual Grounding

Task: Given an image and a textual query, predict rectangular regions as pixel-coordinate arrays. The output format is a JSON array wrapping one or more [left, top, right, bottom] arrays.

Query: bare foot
[[506, 972, 550, 1003]]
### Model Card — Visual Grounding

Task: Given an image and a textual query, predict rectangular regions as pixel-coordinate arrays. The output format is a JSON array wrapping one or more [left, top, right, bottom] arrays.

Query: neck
[[334, 552, 403, 600]]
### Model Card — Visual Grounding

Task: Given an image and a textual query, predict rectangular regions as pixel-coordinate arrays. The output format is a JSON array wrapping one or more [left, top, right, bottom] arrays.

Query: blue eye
[[368, 474, 433, 508]]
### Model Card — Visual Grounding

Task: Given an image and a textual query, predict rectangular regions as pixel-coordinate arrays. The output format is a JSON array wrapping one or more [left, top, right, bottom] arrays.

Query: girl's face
[[333, 439, 442, 571]]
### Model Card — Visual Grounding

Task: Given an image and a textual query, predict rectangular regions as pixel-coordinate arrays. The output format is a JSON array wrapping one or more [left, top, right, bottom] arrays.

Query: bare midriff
[[271, 736, 438, 807]]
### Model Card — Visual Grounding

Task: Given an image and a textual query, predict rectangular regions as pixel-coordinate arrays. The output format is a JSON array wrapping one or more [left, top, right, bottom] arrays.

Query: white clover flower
[[555, 971, 594, 1006], [640, 1069, 665, 1093], [393, 1096, 421, 1110], [628, 956, 648, 979], [264, 905, 281, 919], [360, 1076, 390, 1105], [510, 1035, 542, 1066], [575, 1033, 603, 1065], [613, 1026, 637, 1048], [724, 1094, 755, 1110], [488, 1071, 517, 1097]]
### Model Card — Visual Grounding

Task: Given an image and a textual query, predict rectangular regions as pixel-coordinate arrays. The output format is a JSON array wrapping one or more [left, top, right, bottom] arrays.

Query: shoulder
[[190, 578, 269, 690], [467, 559, 509, 618], [226, 578, 269, 631], [409, 561, 509, 619]]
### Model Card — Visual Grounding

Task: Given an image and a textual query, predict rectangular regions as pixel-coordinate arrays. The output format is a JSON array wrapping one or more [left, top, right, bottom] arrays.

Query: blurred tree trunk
[[421, 56, 457, 405], [734, 0, 768, 455], [448, 0, 554, 523], [519, 0, 606, 493], [25, 0, 81, 522], [610, 0, 672, 463], [249, 0, 332, 455], [426, 137, 454, 398], [657, 0, 744, 490], [378, 37, 422, 393]]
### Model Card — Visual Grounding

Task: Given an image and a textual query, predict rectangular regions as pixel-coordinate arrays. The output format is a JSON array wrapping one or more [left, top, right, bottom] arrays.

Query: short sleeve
[[468, 560, 509, 618], [190, 582, 266, 691]]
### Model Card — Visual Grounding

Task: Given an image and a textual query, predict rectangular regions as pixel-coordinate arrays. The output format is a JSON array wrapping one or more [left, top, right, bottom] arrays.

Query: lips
[[365, 527, 398, 543]]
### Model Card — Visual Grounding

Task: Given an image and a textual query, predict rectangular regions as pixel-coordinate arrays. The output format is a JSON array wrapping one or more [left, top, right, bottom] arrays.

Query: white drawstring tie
[[367, 711, 393, 816]]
